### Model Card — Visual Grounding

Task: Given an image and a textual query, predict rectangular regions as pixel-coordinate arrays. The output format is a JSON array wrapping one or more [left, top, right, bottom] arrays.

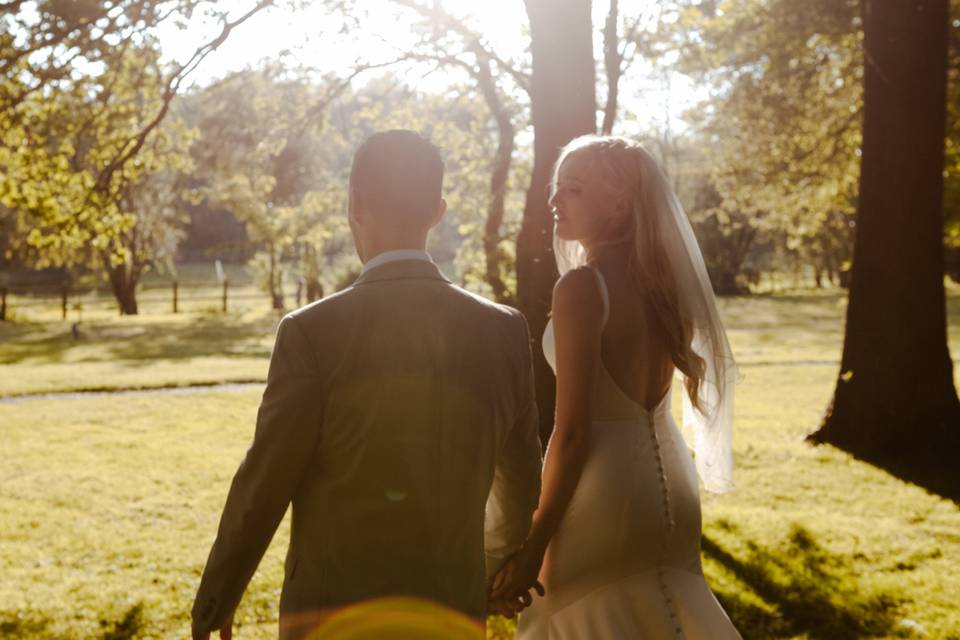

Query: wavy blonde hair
[[551, 135, 708, 412]]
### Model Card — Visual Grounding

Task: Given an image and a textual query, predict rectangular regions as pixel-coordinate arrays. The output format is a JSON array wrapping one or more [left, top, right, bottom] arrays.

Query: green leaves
[[671, 0, 960, 275], [669, 0, 864, 279]]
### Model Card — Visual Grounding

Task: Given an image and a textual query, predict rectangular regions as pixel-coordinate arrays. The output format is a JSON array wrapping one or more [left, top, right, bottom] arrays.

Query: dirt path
[[0, 381, 265, 404]]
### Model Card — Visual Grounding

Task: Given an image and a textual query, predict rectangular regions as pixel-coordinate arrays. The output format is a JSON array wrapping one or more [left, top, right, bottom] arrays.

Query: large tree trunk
[[808, 0, 960, 497], [520, 0, 596, 448]]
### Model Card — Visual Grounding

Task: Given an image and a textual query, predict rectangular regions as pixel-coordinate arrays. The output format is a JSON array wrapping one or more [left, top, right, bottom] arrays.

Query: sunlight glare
[[154, 0, 703, 132]]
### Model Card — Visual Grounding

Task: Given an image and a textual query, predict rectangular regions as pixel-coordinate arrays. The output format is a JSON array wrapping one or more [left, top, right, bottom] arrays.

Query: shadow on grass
[[0, 603, 145, 640], [0, 312, 276, 366], [807, 407, 960, 505], [100, 602, 144, 640], [101, 313, 275, 364], [841, 450, 960, 506], [0, 610, 51, 637], [703, 523, 903, 640]]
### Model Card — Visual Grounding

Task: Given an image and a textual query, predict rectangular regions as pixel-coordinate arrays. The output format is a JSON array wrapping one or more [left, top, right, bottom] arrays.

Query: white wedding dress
[[516, 267, 741, 640]]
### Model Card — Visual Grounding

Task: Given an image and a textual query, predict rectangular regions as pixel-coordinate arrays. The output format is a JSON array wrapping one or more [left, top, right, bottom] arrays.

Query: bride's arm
[[527, 268, 604, 551], [489, 268, 603, 604]]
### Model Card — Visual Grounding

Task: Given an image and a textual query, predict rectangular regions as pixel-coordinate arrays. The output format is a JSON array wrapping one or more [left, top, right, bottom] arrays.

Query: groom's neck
[[359, 232, 429, 264]]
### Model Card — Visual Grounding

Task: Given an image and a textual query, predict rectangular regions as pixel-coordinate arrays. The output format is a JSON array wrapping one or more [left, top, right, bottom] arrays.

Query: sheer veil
[[553, 137, 738, 493]]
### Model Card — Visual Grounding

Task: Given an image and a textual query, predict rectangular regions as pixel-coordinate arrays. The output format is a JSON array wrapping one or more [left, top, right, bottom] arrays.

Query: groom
[[191, 129, 542, 639]]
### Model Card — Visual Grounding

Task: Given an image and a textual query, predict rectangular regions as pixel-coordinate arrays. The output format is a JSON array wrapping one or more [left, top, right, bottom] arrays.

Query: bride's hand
[[488, 541, 547, 617]]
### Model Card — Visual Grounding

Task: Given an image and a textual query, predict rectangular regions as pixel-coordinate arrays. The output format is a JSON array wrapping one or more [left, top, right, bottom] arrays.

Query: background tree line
[[8, 1, 958, 310]]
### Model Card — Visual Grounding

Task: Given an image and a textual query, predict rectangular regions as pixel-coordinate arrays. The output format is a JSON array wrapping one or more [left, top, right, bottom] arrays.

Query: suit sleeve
[[484, 312, 543, 581], [192, 314, 324, 635]]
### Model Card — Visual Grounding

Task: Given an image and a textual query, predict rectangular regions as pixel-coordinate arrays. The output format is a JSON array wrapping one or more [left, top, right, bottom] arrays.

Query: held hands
[[487, 540, 548, 618]]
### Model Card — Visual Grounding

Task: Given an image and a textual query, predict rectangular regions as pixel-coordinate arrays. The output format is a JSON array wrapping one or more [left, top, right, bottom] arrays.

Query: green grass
[[0, 391, 284, 639], [0, 307, 279, 396], [1, 284, 959, 638]]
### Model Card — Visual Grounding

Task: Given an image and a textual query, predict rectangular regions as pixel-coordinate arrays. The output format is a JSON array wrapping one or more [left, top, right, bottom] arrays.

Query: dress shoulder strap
[[586, 265, 610, 328]]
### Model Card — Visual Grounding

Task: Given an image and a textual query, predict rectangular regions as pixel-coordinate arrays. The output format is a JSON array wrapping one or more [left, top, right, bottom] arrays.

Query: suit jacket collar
[[353, 259, 452, 286], [361, 249, 432, 274]]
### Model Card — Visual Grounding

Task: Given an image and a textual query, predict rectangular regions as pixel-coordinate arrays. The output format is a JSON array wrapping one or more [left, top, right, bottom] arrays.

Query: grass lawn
[[1, 284, 959, 638], [0, 307, 278, 397]]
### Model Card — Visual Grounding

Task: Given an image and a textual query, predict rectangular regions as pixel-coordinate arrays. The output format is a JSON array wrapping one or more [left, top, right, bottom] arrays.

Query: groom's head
[[348, 129, 446, 262]]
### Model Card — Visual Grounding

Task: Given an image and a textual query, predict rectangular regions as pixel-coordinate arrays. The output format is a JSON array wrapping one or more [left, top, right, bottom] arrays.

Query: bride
[[489, 135, 741, 638]]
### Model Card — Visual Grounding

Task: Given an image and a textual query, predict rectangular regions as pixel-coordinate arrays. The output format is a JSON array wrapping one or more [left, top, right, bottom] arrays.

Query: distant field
[[3, 282, 957, 398], [1, 284, 958, 638]]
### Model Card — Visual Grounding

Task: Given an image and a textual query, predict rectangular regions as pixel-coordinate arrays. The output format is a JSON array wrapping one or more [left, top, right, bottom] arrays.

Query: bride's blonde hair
[[551, 135, 707, 411]]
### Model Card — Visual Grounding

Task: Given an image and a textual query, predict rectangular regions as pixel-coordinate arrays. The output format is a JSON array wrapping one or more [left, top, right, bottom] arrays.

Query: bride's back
[[593, 263, 675, 412]]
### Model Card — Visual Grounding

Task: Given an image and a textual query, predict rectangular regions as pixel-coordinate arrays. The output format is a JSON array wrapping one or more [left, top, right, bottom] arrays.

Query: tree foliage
[[664, 0, 862, 286], [668, 0, 960, 284], [1, 0, 275, 311]]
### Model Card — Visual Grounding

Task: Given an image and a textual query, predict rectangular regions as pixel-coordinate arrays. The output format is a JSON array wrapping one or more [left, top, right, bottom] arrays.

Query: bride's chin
[[554, 222, 579, 241]]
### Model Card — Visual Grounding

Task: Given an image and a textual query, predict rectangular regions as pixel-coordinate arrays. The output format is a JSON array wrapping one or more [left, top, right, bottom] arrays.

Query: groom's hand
[[488, 582, 545, 618], [488, 542, 546, 605], [192, 611, 234, 640]]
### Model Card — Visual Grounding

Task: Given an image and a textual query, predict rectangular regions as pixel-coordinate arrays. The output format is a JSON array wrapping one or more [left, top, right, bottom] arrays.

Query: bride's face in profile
[[550, 150, 623, 245]]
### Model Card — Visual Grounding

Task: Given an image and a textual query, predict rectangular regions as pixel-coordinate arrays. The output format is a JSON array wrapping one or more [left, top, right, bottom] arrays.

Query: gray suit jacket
[[191, 260, 542, 638]]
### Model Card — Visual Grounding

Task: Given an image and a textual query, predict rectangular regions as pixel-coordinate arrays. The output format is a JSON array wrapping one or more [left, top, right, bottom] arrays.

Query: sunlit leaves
[[670, 0, 862, 277], [671, 0, 960, 273], [1, 37, 194, 272]]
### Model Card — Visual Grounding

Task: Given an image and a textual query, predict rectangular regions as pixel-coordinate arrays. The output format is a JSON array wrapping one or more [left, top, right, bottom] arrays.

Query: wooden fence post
[[222, 279, 228, 313], [172, 280, 179, 313], [61, 285, 68, 320]]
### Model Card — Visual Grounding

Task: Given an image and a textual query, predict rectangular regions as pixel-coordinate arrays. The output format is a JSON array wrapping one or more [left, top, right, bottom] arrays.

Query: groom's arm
[[485, 313, 542, 580], [192, 313, 324, 636]]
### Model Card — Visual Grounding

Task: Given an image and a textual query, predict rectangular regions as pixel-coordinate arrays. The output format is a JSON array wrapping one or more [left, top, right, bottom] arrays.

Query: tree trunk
[[306, 280, 323, 302], [474, 54, 516, 305], [106, 259, 140, 315], [520, 0, 596, 448], [302, 242, 324, 303], [268, 242, 284, 310], [808, 0, 960, 497], [711, 270, 740, 296], [601, 0, 621, 135]]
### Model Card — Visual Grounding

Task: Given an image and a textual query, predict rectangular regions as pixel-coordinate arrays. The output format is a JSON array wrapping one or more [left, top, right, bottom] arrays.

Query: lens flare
[[287, 597, 485, 640]]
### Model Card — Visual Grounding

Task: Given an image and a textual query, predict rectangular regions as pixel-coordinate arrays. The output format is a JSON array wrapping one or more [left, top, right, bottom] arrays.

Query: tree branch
[[399, 45, 517, 302], [298, 57, 411, 133], [94, 0, 275, 193], [0, 2, 115, 78], [389, 0, 531, 95]]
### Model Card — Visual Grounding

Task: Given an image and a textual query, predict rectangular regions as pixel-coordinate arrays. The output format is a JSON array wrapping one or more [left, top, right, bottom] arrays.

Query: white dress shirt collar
[[361, 249, 433, 275]]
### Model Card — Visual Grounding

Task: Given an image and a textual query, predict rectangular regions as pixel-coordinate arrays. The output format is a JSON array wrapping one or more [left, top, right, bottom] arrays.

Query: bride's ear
[[613, 193, 633, 219]]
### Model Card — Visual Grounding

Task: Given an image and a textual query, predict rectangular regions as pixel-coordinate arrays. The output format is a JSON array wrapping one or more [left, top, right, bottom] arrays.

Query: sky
[[153, 0, 705, 134]]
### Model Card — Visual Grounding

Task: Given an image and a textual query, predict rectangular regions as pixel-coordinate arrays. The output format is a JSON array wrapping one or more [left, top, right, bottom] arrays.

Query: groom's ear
[[348, 187, 365, 226], [430, 198, 447, 228]]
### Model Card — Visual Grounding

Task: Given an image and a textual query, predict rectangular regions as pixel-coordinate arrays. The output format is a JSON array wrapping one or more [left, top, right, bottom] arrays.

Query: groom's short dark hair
[[350, 129, 444, 224]]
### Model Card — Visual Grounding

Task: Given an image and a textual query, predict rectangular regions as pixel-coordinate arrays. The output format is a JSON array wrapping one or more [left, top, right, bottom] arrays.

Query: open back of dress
[[518, 266, 741, 640]]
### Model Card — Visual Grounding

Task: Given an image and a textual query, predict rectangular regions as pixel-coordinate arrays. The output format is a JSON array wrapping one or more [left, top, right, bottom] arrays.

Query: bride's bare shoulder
[[552, 267, 603, 327]]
